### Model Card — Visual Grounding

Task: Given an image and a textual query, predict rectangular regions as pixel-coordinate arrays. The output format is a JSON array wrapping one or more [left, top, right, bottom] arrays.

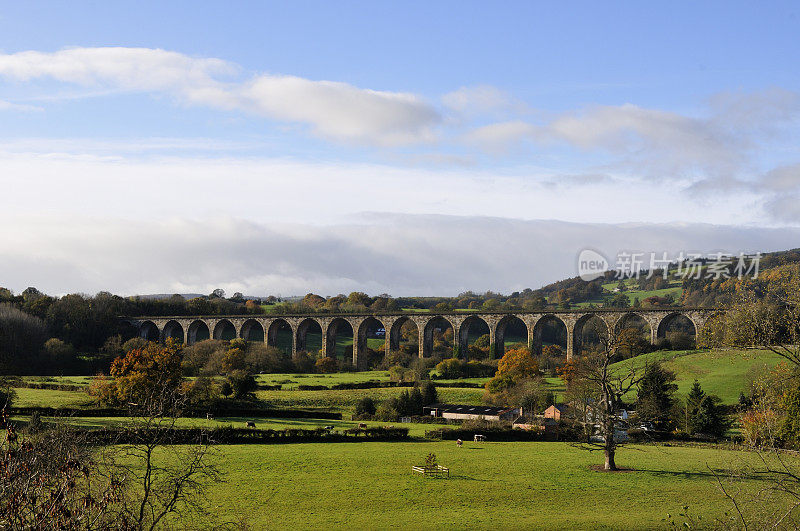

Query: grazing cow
[[246, 421, 256, 428], [206, 413, 214, 421], [456, 439, 463, 448], [358, 423, 368, 429]]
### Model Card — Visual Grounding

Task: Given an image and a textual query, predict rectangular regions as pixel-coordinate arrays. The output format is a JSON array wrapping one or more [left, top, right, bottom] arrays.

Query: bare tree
[[573, 319, 643, 470], [0, 376, 220, 530]]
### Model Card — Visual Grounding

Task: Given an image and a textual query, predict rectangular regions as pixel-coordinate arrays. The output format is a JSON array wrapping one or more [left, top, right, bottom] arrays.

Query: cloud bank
[[1, 213, 797, 297]]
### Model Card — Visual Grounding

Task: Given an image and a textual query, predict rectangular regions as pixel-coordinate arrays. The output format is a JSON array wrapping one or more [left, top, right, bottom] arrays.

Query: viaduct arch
[[128, 308, 716, 370]]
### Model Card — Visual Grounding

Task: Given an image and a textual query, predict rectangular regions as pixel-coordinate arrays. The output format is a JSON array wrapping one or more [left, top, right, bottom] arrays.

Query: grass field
[[256, 387, 485, 414], [256, 371, 491, 388], [194, 441, 793, 529], [570, 278, 685, 308], [611, 349, 784, 404]]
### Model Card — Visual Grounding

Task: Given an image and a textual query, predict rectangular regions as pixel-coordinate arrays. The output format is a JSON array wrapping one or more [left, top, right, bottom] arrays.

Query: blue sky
[[1, 2, 799, 296]]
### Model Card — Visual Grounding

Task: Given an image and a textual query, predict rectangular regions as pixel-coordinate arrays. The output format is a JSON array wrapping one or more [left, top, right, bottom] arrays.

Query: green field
[[257, 371, 490, 388], [194, 441, 793, 529], [256, 387, 485, 414], [571, 278, 684, 308], [611, 349, 784, 404]]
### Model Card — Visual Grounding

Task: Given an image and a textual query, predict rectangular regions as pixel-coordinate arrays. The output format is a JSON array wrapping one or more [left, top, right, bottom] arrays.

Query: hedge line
[[294, 381, 483, 391], [8, 406, 341, 420], [425, 427, 551, 442], [13, 381, 86, 392], [82, 425, 409, 445]]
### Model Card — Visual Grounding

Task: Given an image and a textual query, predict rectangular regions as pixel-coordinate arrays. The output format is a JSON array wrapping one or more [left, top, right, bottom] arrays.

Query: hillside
[[610, 348, 786, 404]]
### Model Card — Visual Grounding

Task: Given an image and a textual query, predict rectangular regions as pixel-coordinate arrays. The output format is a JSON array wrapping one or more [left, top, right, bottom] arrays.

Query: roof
[[424, 403, 515, 416]]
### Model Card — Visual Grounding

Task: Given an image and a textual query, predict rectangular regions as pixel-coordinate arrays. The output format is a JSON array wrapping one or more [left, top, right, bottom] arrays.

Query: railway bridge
[[126, 308, 718, 369]]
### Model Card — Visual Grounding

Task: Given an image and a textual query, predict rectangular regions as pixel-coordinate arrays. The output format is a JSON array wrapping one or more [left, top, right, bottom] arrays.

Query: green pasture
[[194, 441, 794, 529], [11, 386, 96, 408], [610, 349, 785, 404], [256, 387, 485, 415]]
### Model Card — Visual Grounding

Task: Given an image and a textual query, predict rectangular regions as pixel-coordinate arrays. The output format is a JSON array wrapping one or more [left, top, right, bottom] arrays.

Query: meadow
[[7, 347, 795, 529], [195, 441, 792, 529], [612, 348, 784, 404]]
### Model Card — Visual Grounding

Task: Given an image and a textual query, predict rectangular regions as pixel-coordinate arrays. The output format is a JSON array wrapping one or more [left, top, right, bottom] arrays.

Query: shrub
[[388, 365, 409, 382], [293, 352, 316, 373], [315, 357, 338, 374], [226, 370, 258, 400], [354, 397, 377, 417], [375, 402, 399, 422]]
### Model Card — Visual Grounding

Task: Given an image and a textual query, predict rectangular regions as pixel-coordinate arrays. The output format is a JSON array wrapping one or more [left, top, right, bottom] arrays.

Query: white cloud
[[462, 120, 539, 153], [0, 47, 440, 145], [0, 99, 41, 112], [442, 85, 525, 118], [463, 90, 800, 182], [240, 75, 439, 145]]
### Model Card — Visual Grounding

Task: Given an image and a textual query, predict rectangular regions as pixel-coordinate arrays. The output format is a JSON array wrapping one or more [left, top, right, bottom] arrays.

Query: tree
[[1, 374, 219, 529], [690, 395, 727, 438], [496, 346, 539, 381], [43, 337, 76, 368], [684, 380, 705, 433], [0, 383, 15, 409], [420, 381, 438, 406], [91, 339, 184, 406], [220, 380, 233, 398], [0, 303, 47, 374], [573, 321, 643, 470], [783, 387, 800, 449], [635, 362, 678, 431], [616, 327, 648, 359]]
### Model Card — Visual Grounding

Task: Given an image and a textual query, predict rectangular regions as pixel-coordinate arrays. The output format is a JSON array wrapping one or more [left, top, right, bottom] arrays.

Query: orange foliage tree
[[90, 339, 183, 406], [497, 346, 539, 380], [485, 346, 539, 395]]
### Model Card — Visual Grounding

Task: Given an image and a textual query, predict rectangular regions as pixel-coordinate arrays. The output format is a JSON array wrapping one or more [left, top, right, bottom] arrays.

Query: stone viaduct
[[126, 308, 718, 369]]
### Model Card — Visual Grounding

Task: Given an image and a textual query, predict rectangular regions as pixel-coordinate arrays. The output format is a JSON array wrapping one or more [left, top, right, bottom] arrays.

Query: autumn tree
[[91, 338, 183, 406], [496, 346, 539, 380], [485, 346, 539, 399]]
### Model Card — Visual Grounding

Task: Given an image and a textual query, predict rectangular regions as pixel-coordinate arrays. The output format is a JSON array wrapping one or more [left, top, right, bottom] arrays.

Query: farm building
[[543, 404, 569, 421], [423, 404, 521, 421]]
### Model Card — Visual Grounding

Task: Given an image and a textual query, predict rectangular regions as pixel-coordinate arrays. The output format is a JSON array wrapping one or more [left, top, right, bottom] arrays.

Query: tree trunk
[[604, 446, 617, 471]]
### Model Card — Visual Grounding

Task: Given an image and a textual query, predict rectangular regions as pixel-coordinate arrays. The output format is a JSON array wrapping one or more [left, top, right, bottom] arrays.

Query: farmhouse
[[423, 403, 521, 421], [543, 404, 569, 421]]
